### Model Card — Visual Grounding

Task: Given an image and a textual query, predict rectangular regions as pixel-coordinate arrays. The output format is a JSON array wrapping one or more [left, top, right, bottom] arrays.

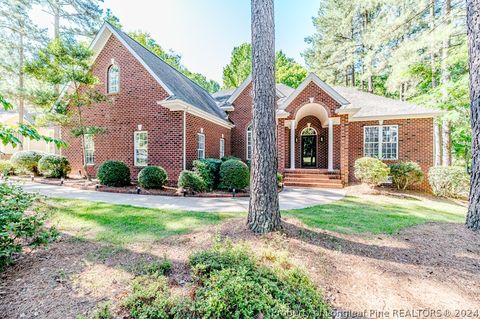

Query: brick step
[[284, 173, 340, 179], [283, 181, 344, 189], [284, 168, 340, 174], [284, 177, 342, 184]]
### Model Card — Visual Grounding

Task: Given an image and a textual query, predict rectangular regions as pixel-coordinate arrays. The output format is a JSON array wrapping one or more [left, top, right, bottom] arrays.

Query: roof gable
[[90, 22, 227, 121], [279, 73, 350, 110]]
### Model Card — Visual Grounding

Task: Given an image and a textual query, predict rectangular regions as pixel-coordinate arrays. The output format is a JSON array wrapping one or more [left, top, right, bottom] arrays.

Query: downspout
[[183, 110, 187, 171]]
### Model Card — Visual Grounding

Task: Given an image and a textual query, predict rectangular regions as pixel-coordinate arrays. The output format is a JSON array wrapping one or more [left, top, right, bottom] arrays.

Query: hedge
[[138, 166, 168, 189], [97, 160, 131, 187]]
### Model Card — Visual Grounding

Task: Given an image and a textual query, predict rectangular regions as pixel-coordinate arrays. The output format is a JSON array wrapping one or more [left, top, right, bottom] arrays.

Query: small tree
[[25, 37, 107, 180]]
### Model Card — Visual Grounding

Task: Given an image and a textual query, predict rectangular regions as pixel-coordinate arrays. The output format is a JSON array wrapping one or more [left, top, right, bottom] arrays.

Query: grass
[[48, 198, 238, 245], [284, 194, 466, 234]]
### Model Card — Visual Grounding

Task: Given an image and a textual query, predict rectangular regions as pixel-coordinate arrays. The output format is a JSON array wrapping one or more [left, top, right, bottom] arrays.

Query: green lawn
[[48, 198, 238, 245], [48, 194, 467, 245], [284, 195, 466, 234]]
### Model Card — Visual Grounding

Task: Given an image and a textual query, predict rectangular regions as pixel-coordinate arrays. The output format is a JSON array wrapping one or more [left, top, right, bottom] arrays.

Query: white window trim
[[107, 64, 120, 94], [134, 131, 148, 167], [246, 125, 253, 160], [84, 134, 95, 166], [363, 125, 399, 160], [197, 133, 205, 159], [219, 138, 225, 159]]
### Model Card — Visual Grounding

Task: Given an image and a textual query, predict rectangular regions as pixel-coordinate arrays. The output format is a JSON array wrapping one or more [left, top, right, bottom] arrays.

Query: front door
[[301, 135, 317, 167]]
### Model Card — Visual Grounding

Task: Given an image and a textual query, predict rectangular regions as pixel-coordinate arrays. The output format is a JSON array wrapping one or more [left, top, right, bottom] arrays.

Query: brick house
[[63, 23, 443, 190]]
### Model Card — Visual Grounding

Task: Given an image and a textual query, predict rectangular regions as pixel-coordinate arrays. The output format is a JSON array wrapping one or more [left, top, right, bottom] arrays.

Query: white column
[[290, 121, 296, 169], [328, 118, 334, 172]]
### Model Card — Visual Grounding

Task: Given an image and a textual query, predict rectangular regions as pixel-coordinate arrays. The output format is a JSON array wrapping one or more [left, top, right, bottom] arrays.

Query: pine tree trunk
[[247, 0, 281, 233], [430, 0, 437, 89], [441, 0, 452, 166], [18, 33, 25, 151], [466, 0, 480, 230]]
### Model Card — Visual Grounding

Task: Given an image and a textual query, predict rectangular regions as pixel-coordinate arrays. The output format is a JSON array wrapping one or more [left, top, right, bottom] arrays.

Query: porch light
[[95, 184, 100, 190], [232, 188, 236, 198], [136, 186, 141, 194], [320, 136, 325, 143]]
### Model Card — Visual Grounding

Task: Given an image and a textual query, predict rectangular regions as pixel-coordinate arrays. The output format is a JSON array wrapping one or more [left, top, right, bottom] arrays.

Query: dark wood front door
[[301, 135, 317, 167]]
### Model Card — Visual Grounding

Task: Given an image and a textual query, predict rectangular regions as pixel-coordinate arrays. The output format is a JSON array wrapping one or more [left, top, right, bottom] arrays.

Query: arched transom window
[[107, 65, 119, 93], [301, 127, 317, 136]]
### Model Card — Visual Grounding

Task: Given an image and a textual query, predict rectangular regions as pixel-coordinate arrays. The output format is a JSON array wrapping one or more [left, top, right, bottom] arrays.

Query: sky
[[31, 0, 320, 84]]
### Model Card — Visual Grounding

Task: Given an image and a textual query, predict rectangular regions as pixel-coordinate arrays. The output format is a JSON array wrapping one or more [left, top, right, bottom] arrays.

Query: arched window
[[301, 127, 317, 136], [246, 125, 253, 160], [107, 65, 119, 93]]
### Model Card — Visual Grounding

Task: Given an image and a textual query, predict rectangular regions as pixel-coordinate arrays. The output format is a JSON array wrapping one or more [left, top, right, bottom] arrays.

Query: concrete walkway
[[19, 182, 345, 213]]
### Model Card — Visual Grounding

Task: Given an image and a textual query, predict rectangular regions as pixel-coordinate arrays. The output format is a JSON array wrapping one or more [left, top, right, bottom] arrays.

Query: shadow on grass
[[283, 196, 466, 235], [48, 198, 240, 245]]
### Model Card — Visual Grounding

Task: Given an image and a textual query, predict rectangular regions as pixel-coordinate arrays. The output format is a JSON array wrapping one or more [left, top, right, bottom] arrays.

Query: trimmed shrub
[[137, 166, 168, 189], [204, 158, 223, 187], [10, 151, 45, 175], [354, 157, 390, 186], [122, 242, 330, 319], [0, 160, 14, 176], [38, 154, 71, 178], [221, 155, 240, 162], [1, 182, 58, 270], [97, 160, 131, 187], [178, 170, 206, 193], [193, 160, 215, 191], [428, 166, 469, 198], [389, 161, 424, 190], [219, 159, 250, 191], [277, 172, 283, 187]]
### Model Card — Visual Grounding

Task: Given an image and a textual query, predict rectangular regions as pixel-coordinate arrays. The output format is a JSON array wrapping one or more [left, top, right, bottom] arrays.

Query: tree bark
[[430, 0, 437, 89], [466, 0, 480, 230], [247, 0, 281, 233], [441, 0, 452, 166], [18, 33, 25, 151]]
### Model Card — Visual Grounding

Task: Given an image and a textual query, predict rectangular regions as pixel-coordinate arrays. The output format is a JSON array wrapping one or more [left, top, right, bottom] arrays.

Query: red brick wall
[[62, 35, 230, 184], [185, 113, 231, 169], [348, 118, 434, 191], [229, 83, 253, 162]]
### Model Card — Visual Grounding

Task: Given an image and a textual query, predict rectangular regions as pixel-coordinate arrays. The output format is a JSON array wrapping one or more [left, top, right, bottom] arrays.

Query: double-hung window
[[197, 133, 205, 159], [219, 138, 225, 159], [246, 125, 253, 160], [134, 131, 148, 166], [364, 125, 398, 160], [84, 134, 95, 165]]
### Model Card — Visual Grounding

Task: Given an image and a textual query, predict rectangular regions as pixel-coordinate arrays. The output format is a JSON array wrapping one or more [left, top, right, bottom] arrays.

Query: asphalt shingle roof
[[108, 23, 228, 120], [332, 86, 442, 118]]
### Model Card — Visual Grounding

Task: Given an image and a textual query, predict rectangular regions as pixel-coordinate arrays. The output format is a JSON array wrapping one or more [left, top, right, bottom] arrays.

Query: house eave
[[159, 99, 234, 129]]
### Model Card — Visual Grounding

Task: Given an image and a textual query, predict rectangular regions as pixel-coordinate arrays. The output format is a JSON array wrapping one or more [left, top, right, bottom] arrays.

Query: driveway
[[19, 182, 345, 212]]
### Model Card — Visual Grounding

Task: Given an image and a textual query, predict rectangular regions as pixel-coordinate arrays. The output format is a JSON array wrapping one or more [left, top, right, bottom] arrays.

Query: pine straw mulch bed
[[1, 211, 479, 319], [10, 175, 250, 197]]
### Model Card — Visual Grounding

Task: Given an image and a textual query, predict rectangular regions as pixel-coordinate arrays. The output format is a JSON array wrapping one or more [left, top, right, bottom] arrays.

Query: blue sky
[[32, 1, 320, 83]]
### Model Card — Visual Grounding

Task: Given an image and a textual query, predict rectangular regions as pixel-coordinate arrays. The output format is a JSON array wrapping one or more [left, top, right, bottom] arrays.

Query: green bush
[[97, 160, 131, 187], [10, 151, 45, 175], [133, 258, 172, 276], [203, 158, 223, 188], [177, 170, 206, 193], [193, 160, 215, 191], [122, 243, 330, 319], [137, 166, 168, 189], [0, 160, 14, 176], [277, 172, 284, 187], [0, 182, 58, 270], [428, 166, 469, 198], [354, 157, 390, 186], [38, 154, 71, 178], [389, 161, 424, 190], [221, 155, 240, 162], [219, 159, 250, 191]]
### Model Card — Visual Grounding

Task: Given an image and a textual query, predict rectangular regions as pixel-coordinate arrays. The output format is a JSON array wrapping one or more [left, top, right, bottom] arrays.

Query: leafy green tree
[[222, 43, 307, 89], [25, 37, 107, 179], [128, 31, 220, 93], [0, 0, 48, 150]]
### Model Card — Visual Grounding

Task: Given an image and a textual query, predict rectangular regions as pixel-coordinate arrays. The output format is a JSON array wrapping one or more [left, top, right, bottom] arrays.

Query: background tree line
[[303, 0, 470, 170]]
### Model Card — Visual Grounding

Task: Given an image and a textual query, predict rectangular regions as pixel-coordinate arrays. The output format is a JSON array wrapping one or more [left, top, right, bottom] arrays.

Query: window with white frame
[[197, 133, 205, 159], [364, 125, 398, 160], [219, 138, 225, 159], [246, 125, 252, 160], [84, 134, 95, 165], [134, 131, 148, 166], [107, 65, 119, 93]]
